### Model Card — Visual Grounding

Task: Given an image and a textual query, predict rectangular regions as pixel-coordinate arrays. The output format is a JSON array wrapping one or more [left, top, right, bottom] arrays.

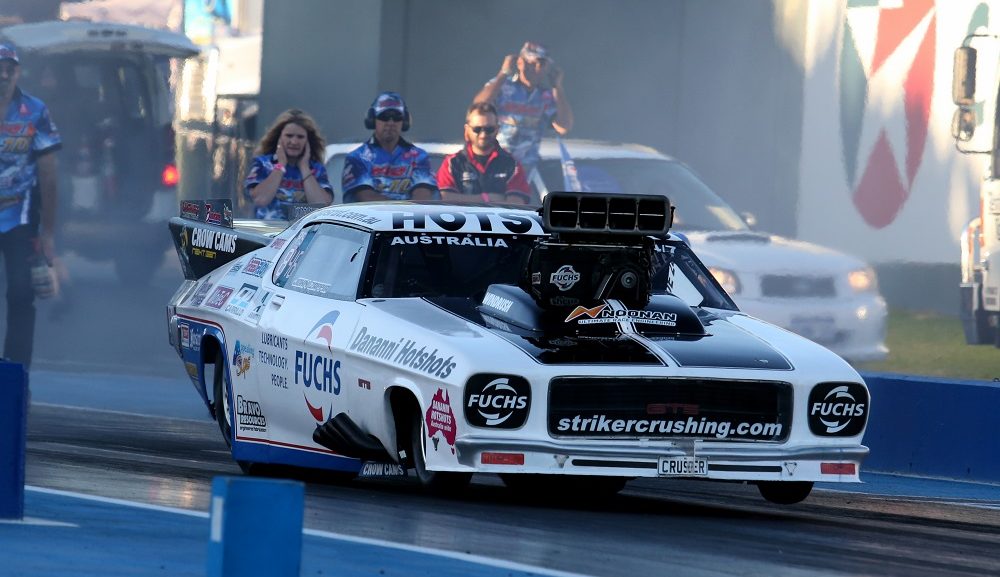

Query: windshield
[[536, 158, 749, 232], [364, 232, 736, 310]]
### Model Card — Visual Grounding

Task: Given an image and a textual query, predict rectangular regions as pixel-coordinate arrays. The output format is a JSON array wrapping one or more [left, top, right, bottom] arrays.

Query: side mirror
[[953, 46, 977, 106], [952, 107, 977, 142]]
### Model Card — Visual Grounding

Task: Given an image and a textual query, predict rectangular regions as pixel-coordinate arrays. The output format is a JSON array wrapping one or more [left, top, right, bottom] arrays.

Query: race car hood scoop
[[476, 284, 706, 338]]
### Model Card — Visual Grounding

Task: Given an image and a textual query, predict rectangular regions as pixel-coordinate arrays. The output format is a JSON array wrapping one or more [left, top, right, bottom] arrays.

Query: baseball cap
[[0, 44, 19, 64], [372, 91, 406, 115], [519, 41, 549, 62]]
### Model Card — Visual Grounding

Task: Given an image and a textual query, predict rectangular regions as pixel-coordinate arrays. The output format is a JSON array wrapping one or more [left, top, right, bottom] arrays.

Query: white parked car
[[324, 140, 888, 363]]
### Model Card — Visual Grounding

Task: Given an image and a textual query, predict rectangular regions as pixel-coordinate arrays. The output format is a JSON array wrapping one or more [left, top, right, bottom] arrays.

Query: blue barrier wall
[[0, 361, 27, 519], [860, 372, 1000, 482]]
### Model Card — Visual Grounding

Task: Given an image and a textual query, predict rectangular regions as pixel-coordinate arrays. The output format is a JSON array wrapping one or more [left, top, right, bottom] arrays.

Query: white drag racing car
[[167, 193, 870, 504]]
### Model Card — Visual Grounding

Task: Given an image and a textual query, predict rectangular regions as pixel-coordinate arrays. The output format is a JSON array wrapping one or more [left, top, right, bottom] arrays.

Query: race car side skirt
[[231, 437, 362, 473]]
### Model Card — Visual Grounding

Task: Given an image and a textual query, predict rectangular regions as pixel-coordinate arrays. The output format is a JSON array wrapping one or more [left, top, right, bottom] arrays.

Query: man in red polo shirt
[[437, 102, 531, 205]]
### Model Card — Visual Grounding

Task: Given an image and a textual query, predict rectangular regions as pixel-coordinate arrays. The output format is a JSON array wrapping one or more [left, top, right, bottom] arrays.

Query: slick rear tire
[[757, 481, 813, 505], [410, 411, 471, 494], [211, 348, 258, 475]]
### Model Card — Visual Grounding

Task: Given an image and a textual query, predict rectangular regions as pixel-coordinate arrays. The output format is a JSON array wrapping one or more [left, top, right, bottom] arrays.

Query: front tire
[[757, 481, 813, 504], [409, 411, 471, 494]]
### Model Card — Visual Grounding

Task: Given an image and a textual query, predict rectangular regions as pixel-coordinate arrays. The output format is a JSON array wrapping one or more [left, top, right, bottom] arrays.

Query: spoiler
[[179, 199, 234, 228], [170, 200, 271, 280]]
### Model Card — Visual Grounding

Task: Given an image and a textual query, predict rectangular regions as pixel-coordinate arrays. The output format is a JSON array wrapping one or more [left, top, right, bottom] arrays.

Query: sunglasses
[[376, 111, 404, 122], [468, 125, 498, 135]]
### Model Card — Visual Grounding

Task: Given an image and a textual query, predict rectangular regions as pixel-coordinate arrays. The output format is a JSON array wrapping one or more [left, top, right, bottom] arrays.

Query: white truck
[[953, 37, 1000, 347]]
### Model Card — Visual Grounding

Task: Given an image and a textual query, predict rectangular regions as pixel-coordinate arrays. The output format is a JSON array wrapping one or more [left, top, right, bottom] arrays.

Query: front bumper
[[453, 437, 868, 482]]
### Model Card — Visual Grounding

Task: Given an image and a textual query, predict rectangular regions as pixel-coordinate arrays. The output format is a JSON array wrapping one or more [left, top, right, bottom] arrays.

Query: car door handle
[[270, 294, 285, 308]]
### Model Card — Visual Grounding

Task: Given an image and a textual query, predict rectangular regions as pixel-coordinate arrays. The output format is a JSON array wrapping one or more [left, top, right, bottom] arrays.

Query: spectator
[[245, 109, 332, 220], [437, 102, 531, 205], [473, 41, 574, 178], [342, 91, 438, 203], [0, 44, 61, 368]]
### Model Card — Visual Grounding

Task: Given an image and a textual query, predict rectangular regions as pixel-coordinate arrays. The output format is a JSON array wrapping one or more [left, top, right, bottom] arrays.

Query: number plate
[[658, 456, 708, 477]]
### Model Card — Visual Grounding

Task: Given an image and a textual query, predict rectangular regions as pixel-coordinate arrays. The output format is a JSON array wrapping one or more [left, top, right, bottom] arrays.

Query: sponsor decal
[[179, 323, 191, 349], [180, 200, 201, 220], [291, 277, 330, 295], [190, 327, 203, 352], [245, 290, 272, 324], [564, 304, 677, 327], [229, 261, 242, 274], [808, 382, 868, 436], [236, 395, 267, 432], [190, 227, 237, 255], [203, 201, 233, 227], [295, 351, 341, 394], [348, 326, 457, 379], [184, 361, 199, 379], [425, 388, 457, 452], [270, 237, 287, 250], [306, 311, 340, 352], [243, 257, 270, 278], [482, 292, 514, 313], [391, 210, 542, 234], [224, 283, 258, 316], [554, 414, 783, 439], [327, 210, 380, 225], [231, 340, 254, 378], [358, 461, 406, 478], [549, 295, 580, 307], [205, 286, 234, 309], [550, 264, 581, 291], [389, 235, 509, 248], [188, 281, 213, 307], [464, 375, 530, 429], [258, 331, 289, 374], [358, 378, 371, 390]]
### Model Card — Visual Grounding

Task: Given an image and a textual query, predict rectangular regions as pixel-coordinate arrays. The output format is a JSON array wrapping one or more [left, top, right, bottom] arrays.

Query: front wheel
[[757, 481, 813, 505], [409, 411, 471, 494]]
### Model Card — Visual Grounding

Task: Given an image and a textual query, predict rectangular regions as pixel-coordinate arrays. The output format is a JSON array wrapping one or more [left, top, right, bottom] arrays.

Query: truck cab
[[952, 39, 1000, 346]]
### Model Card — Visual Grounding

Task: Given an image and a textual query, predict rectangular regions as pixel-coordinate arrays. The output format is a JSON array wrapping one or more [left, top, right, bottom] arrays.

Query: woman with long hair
[[244, 108, 333, 219]]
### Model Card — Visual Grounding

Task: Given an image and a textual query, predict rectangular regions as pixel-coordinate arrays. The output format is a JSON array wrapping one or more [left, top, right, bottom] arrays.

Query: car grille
[[760, 275, 836, 298], [548, 377, 792, 441]]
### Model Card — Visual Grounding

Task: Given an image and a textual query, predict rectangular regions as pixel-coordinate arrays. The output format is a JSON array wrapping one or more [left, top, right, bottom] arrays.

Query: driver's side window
[[274, 223, 370, 299]]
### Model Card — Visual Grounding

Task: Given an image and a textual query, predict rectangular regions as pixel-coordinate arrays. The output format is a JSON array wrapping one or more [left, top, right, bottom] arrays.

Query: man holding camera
[[473, 41, 574, 184]]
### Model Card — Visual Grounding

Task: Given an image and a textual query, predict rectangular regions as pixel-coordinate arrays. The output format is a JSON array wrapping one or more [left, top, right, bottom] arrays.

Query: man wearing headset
[[342, 91, 438, 203]]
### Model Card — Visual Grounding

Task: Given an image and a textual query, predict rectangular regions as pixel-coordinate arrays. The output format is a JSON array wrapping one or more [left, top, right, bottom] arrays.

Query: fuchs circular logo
[[464, 374, 530, 429], [808, 382, 869, 436], [550, 265, 581, 291]]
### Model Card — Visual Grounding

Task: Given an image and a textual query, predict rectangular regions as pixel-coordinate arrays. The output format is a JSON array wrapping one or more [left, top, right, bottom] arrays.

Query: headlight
[[708, 267, 741, 295], [847, 268, 877, 293]]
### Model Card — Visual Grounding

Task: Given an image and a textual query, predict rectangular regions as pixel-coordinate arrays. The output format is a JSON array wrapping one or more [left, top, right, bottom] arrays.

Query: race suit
[[341, 137, 438, 203], [244, 154, 333, 220]]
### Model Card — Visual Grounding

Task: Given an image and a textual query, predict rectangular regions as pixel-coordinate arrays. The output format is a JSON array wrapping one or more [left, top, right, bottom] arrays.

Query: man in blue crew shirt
[[342, 91, 438, 203]]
